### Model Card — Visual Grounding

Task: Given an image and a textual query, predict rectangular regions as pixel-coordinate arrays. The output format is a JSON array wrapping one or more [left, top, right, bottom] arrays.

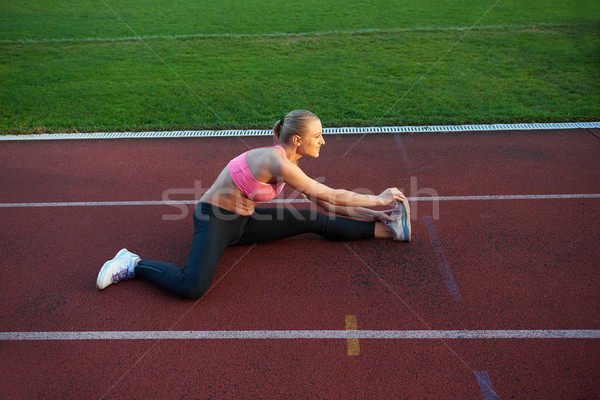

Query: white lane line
[[413, 194, 600, 201], [0, 199, 306, 208], [1, 330, 599, 341], [0, 194, 598, 208], [1, 122, 599, 140]]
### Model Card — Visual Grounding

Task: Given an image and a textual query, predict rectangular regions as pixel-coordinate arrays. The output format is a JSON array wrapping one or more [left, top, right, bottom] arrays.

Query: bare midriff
[[199, 168, 259, 216]]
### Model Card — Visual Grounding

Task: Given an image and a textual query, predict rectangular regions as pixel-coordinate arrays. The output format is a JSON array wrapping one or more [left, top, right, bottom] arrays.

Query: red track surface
[[1, 129, 599, 399]]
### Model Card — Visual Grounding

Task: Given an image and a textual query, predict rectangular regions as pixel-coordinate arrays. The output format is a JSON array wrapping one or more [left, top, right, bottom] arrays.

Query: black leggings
[[135, 202, 375, 299]]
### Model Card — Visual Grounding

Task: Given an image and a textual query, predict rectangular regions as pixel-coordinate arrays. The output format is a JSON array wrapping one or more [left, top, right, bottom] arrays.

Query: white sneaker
[[96, 248, 140, 290], [386, 200, 411, 241]]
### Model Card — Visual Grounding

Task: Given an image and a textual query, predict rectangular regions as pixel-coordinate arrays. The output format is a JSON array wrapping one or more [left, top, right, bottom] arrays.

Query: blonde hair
[[273, 110, 319, 144]]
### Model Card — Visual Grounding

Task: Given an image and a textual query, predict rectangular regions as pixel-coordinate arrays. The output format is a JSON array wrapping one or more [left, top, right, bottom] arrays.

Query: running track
[[1, 128, 599, 399]]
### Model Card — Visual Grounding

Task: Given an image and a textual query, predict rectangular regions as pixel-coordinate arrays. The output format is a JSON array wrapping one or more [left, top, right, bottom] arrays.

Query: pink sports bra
[[227, 145, 286, 202]]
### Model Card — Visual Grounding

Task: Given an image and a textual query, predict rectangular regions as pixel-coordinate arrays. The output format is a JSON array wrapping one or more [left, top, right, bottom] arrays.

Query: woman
[[96, 110, 411, 299]]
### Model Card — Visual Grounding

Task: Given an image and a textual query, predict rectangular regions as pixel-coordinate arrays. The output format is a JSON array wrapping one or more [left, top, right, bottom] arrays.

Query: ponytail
[[273, 119, 284, 143]]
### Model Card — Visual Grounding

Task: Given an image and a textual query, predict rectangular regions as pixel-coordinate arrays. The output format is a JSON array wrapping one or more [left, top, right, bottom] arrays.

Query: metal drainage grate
[[1, 122, 598, 141]]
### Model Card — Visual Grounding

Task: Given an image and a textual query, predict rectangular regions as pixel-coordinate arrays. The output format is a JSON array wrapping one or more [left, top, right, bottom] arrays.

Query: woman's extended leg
[[234, 207, 375, 246]]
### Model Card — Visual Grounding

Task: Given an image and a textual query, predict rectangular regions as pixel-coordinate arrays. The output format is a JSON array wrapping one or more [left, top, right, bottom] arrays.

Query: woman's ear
[[293, 135, 301, 146]]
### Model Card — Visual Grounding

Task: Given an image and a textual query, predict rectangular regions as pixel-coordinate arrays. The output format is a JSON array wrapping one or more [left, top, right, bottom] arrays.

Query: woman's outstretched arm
[[307, 196, 394, 222], [278, 157, 405, 207]]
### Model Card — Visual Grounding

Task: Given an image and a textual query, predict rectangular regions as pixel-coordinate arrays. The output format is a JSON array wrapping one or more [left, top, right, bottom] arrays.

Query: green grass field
[[1, 0, 599, 133]]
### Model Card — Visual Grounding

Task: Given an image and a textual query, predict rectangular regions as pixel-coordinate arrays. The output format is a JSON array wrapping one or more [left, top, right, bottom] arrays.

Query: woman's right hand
[[378, 188, 407, 205]]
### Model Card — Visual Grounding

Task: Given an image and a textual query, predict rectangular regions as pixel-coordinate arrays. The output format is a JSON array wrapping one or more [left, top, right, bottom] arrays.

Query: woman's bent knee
[[178, 287, 208, 300], [176, 280, 210, 299]]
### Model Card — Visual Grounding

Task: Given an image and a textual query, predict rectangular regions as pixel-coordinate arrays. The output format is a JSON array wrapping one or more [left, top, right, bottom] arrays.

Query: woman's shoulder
[[250, 145, 287, 161], [245, 145, 289, 176]]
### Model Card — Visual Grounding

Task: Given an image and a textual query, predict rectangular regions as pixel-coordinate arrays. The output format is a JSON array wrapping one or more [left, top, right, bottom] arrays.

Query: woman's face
[[296, 118, 325, 158]]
